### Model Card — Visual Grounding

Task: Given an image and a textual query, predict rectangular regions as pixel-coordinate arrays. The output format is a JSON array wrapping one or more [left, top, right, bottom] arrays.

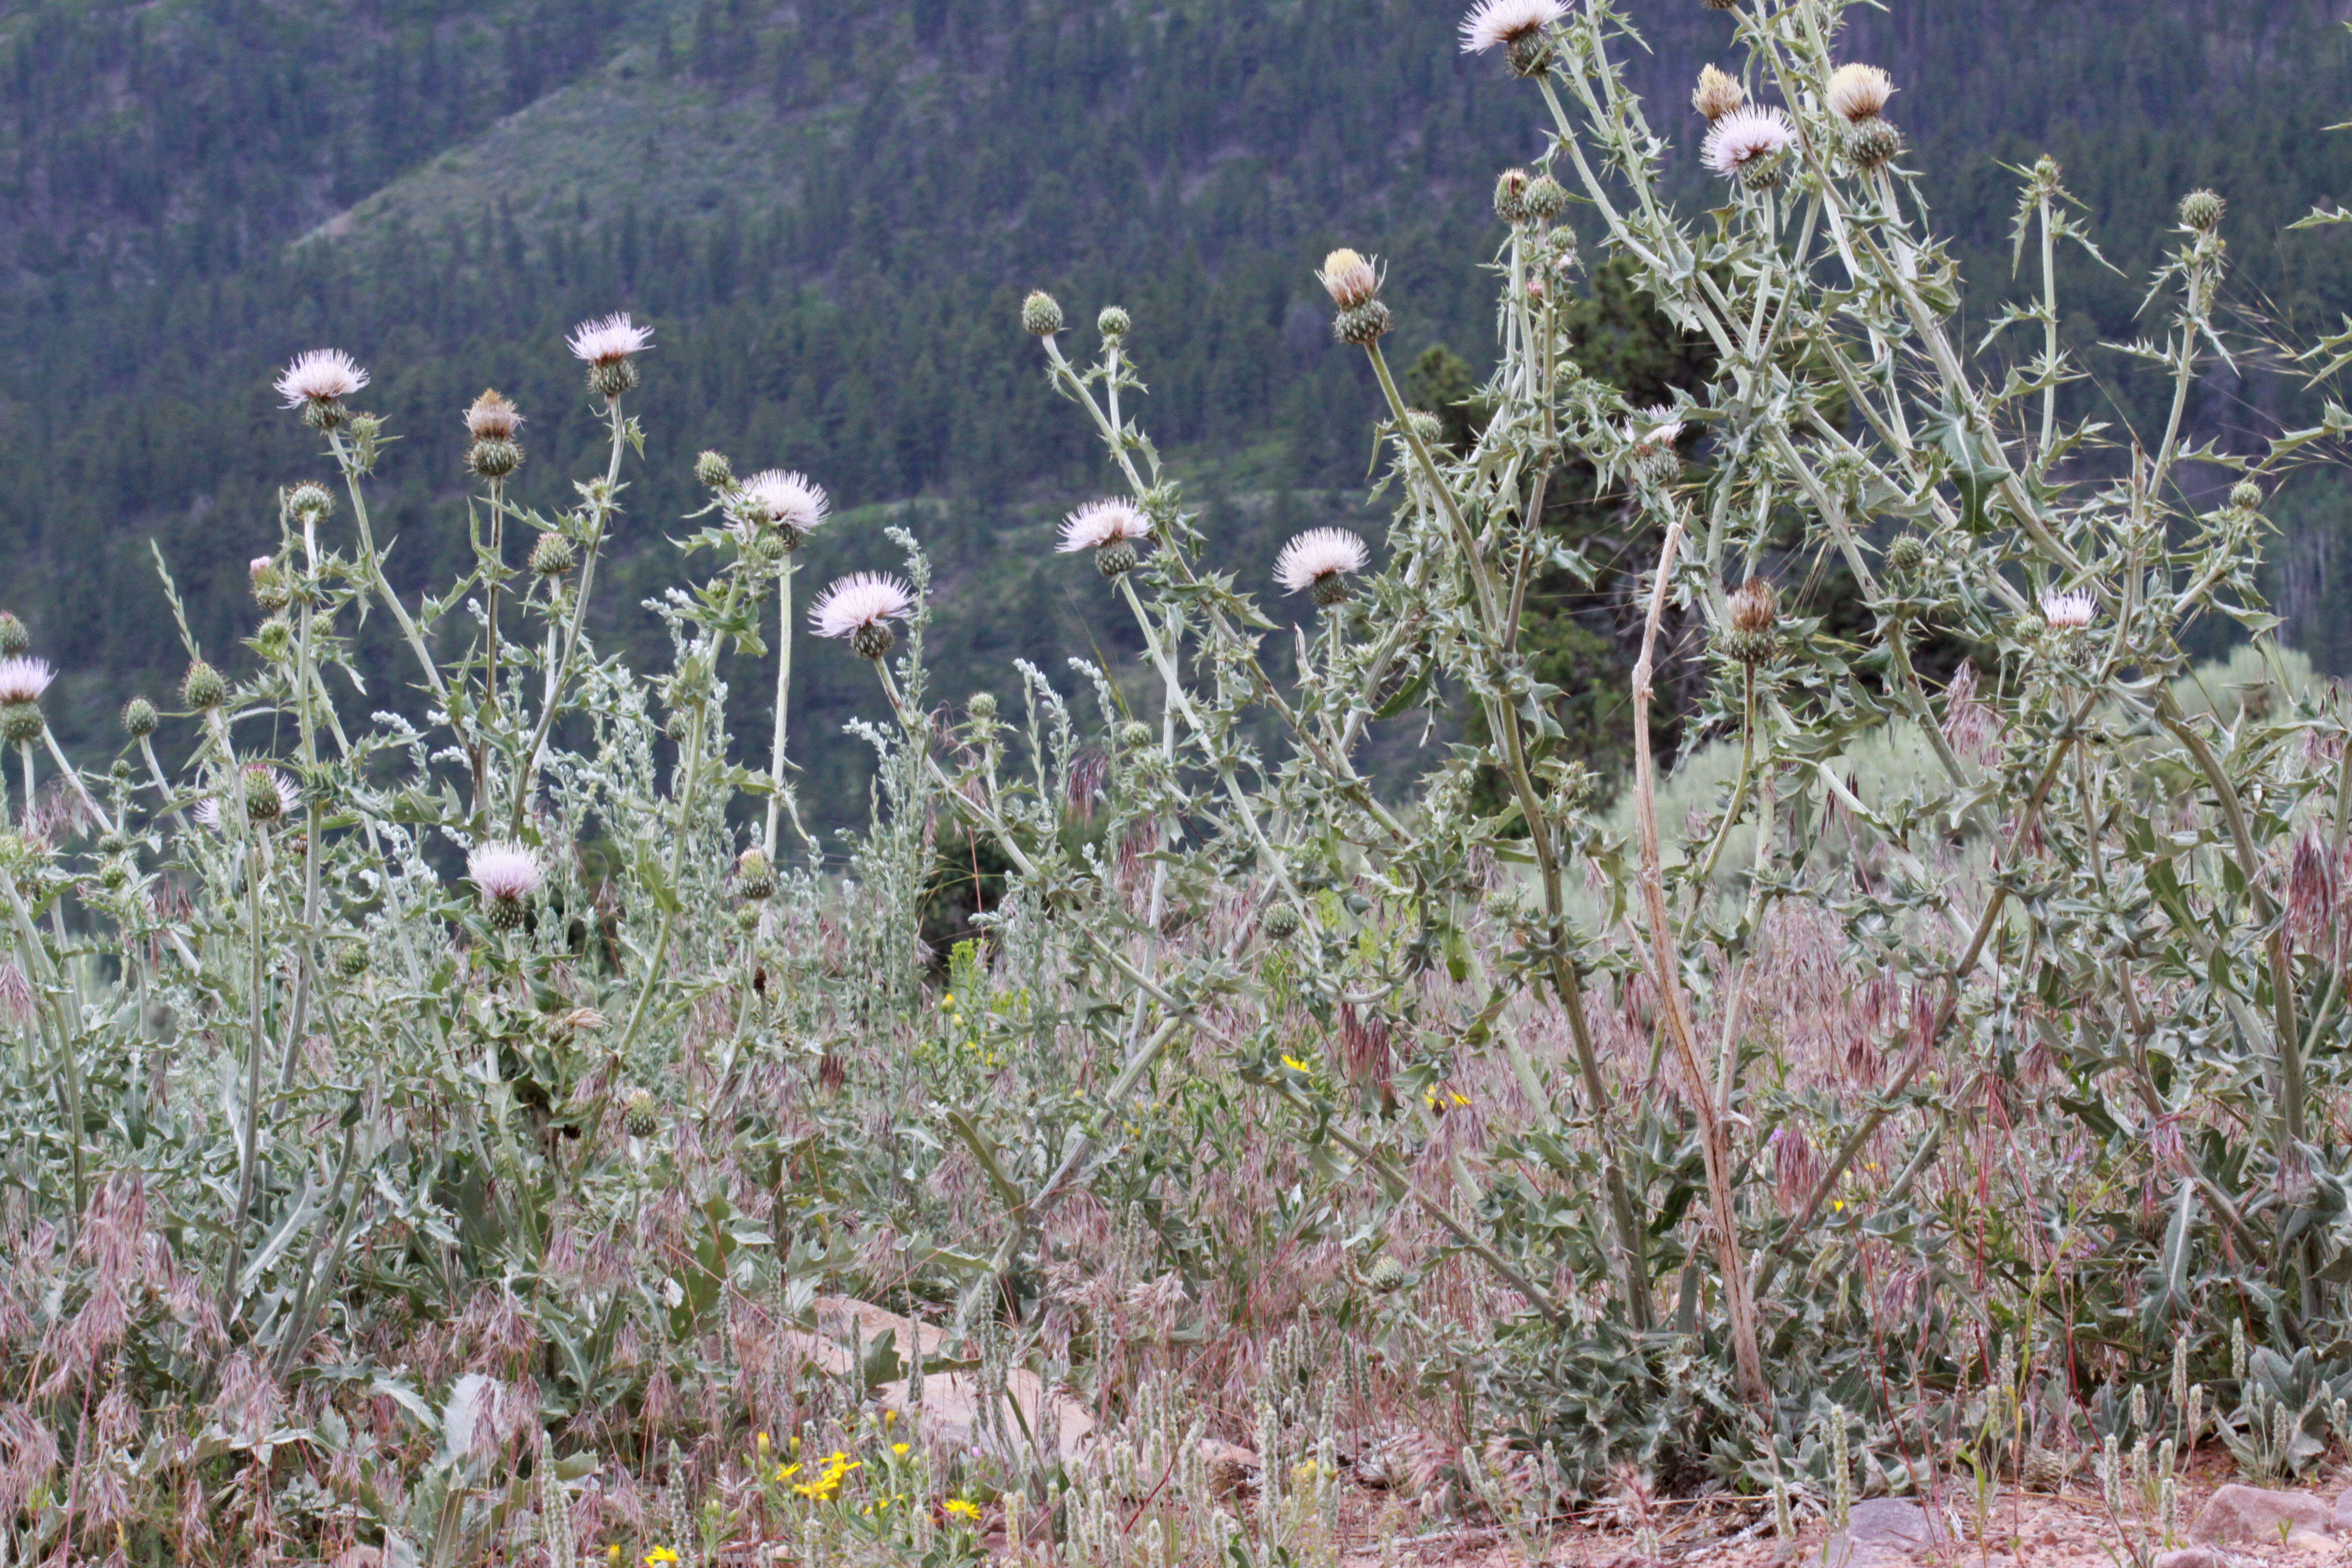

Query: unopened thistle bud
[[736, 848, 776, 901], [335, 944, 370, 980], [1887, 534, 1928, 575], [1494, 168, 1532, 225], [695, 450, 736, 490], [253, 617, 294, 662], [1263, 903, 1301, 940], [1365, 1256, 1408, 1292], [0, 614, 26, 657], [1402, 410, 1446, 445], [1692, 64, 1745, 122], [1097, 305, 1131, 341], [1720, 578, 1781, 665], [968, 692, 998, 722], [287, 482, 334, 523], [530, 533, 576, 578], [2230, 480, 2263, 513], [2180, 190, 2225, 234], [1022, 290, 1065, 337], [1118, 720, 1153, 750], [121, 696, 158, 737], [624, 1089, 660, 1138], [180, 660, 226, 712], [251, 557, 291, 612], [1846, 117, 1903, 170], [1521, 173, 1568, 222]]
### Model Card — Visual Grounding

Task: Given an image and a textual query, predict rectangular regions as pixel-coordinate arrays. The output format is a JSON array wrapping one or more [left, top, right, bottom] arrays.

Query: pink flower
[[731, 470, 829, 534], [565, 312, 654, 365], [2040, 589, 2095, 630], [468, 841, 543, 901], [1274, 529, 1370, 594], [1458, 0, 1564, 54], [0, 658, 52, 705], [272, 348, 369, 409], [809, 573, 915, 640], [1056, 500, 1153, 554], [1702, 106, 1795, 177]]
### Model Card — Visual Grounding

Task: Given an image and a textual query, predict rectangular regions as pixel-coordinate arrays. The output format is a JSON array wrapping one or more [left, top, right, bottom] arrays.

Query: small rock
[[2291, 1529, 2340, 1555], [1825, 1498, 1945, 1567], [1201, 1439, 1260, 1498], [2190, 1483, 2334, 1545], [2154, 1549, 2230, 1568], [2336, 1487, 2352, 1534]]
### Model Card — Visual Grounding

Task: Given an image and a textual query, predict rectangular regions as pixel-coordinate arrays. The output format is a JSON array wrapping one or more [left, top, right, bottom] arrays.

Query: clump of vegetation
[[6, 0, 2352, 1564]]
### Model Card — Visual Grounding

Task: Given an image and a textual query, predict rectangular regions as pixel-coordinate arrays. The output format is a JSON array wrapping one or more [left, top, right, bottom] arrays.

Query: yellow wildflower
[[1282, 1054, 1311, 1073], [645, 1550, 680, 1567], [944, 1499, 983, 1521], [891, 1442, 909, 1457]]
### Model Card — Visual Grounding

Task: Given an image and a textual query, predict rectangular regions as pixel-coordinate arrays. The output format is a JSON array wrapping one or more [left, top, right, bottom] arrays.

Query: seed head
[[1317, 249, 1382, 310], [1727, 578, 1778, 636], [2040, 588, 2096, 631], [2180, 190, 2226, 233], [530, 533, 577, 578], [274, 349, 369, 425], [1022, 290, 1065, 337], [464, 389, 523, 441], [736, 848, 776, 902], [1275, 528, 1370, 605], [1097, 305, 1131, 341], [809, 573, 915, 658], [1692, 65, 1746, 122], [1825, 64, 1894, 122], [121, 697, 158, 738], [181, 660, 226, 712], [1702, 105, 1794, 179]]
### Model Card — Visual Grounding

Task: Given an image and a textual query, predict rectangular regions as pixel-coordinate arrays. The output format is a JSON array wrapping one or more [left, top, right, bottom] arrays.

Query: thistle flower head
[[1057, 499, 1154, 554], [0, 658, 53, 706], [1727, 577, 1779, 636], [273, 348, 369, 409], [468, 841, 543, 902], [730, 470, 830, 536], [2040, 588, 2096, 631], [565, 312, 654, 365], [193, 765, 299, 831], [1457, 0, 1564, 53], [1824, 63, 1894, 122], [465, 389, 523, 441], [810, 573, 915, 640], [1316, 249, 1382, 310], [1693, 64, 1746, 122], [1702, 106, 1794, 177], [1274, 528, 1370, 594], [1625, 406, 1685, 449]]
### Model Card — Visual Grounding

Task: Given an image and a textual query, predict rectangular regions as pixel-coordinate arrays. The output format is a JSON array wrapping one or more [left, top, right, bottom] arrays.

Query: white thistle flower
[[1316, 249, 1382, 310], [468, 841, 543, 901], [1457, 0, 1564, 53], [193, 766, 300, 831], [0, 658, 53, 705], [730, 470, 830, 534], [809, 573, 915, 640], [1274, 529, 1370, 594], [1825, 64, 1894, 123], [1626, 407, 1685, 449], [1057, 499, 1154, 554], [1702, 106, 1795, 177], [2040, 589, 2096, 631], [272, 348, 369, 409], [565, 312, 654, 365]]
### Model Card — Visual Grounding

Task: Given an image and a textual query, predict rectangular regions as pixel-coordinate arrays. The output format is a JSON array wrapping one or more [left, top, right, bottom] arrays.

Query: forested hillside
[[4, 0, 2352, 821]]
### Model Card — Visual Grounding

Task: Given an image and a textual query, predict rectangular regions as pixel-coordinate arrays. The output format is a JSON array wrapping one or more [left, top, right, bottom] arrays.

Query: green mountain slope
[[5, 0, 2352, 827]]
